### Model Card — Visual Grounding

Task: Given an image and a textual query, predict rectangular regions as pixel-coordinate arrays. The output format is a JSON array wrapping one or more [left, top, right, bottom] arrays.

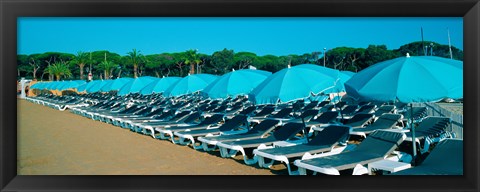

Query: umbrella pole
[[336, 91, 344, 120], [410, 103, 417, 166]]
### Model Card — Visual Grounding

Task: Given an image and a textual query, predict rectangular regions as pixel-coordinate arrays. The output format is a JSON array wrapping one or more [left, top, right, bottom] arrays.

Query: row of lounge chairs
[[24, 92, 460, 175]]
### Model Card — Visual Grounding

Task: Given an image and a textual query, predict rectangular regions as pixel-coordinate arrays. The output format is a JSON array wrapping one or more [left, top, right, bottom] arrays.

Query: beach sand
[[17, 99, 286, 175]]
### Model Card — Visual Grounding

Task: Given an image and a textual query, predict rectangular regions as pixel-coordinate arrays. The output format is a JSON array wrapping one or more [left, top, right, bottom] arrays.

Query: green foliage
[[361, 45, 397, 69], [395, 41, 463, 60], [234, 52, 257, 70], [127, 49, 144, 78], [98, 60, 119, 79], [45, 61, 72, 81], [184, 49, 202, 74], [145, 53, 176, 77], [16, 41, 464, 80], [209, 48, 234, 74], [253, 55, 288, 73]]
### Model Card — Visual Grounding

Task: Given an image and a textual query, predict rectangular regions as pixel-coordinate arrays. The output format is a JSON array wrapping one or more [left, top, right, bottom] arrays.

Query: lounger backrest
[[170, 110, 191, 121], [292, 100, 305, 111], [308, 125, 351, 146], [370, 113, 403, 128], [374, 105, 396, 116], [300, 109, 320, 121], [249, 119, 280, 134], [356, 104, 377, 114], [420, 139, 463, 173], [415, 116, 451, 133], [147, 107, 165, 116], [317, 101, 330, 108], [271, 107, 293, 118], [319, 104, 334, 112], [155, 110, 175, 120], [303, 101, 319, 110], [358, 101, 371, 106], [312, 111, 339, 124], [335, 101, 346, 109], [211, 105, 228, 113], [404, 106, 428, 120], [218, 115, 248, 131], [135, 106, 153, 115], [355, 130, 406, 156], [272, 122, 305, 141], [254, 106, 276, 117], [182, 112, 202, 124], [341, 105, 359, 115], [345, 113, 374, 128], [226, 104, 242, 113], [198, 114, 224, 126], [239, 106, 257, 115]]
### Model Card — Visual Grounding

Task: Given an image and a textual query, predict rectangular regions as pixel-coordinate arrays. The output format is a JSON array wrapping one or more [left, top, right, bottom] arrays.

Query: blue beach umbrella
[[41, 81, 52, 90], [117, 76, 157, 96], [139, 77, 182, 95], [345, 56, 462, 103], [248, 64, 343, 105], [100, 78, 133, 92], [36, 82, 49, 90], [87, 80, 113, 93], [164, 74, 218, 97], [57, 80, 86, 91], [295, 64, 349, 94], [344, 55, 463, 163], [76, 80, 100, 92], [201, 69, 272, 99], [31, 82, 46, 89], [44, 81, 62, 90], [340, 71, 356, 77]]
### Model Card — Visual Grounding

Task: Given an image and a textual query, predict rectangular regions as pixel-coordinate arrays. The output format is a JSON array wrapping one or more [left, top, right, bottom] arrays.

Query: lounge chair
[[250, 106, 276, 118], [250, 107, 293, 123], [373, 105, 396, 117], [141, 111, 202, 138], [401, 106, 428, 126], [254, 125, 351, 175], [343, 113, 375, 128], [304, 111, 340, 131], [390, 139, 463, 175], [356, 104, 377, 114], [301, 101, 319, 111], [156, 113, 225, 142], [120, 109, 175, 129], [113, 107, 166, 127], [294, 130, 406, 175], [197, 119, 281, 151], [216, 122, 307, 165], [313, 113, 374, 132], [235, 106, 257, 117], [403, 116, 453, 154], [350, 113, 403, 138], [317, 101, 330, 108], [292, 109, 320, 124], [339, 105, 359, 117], [173, 114, 250, 149]]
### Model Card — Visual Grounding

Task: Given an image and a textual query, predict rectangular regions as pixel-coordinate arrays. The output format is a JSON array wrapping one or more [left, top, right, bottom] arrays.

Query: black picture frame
[[1, 0, 479, 191]]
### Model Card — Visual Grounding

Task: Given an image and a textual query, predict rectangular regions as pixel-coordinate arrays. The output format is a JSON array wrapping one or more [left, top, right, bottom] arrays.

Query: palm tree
[[45, 61, 72, 81], [98, 60, 118, 79], [127, 49, 143, 78], [185, 49, 201, 74], [71, 51, 89, 80]]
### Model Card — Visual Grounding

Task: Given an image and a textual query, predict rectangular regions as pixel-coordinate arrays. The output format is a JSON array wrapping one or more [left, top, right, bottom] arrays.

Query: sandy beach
[[17, 99, 286, 175]]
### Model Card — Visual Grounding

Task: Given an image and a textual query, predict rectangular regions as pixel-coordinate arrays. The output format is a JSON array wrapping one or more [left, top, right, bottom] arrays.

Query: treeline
[[17, 41, 463, 81]]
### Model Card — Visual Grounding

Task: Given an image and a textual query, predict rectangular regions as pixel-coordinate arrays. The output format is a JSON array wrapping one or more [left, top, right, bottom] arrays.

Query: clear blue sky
[[18, 17, 463, 56]]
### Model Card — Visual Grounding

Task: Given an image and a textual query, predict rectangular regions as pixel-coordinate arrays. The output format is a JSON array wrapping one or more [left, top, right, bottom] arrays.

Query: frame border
[[1, 0, 479, 191]]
